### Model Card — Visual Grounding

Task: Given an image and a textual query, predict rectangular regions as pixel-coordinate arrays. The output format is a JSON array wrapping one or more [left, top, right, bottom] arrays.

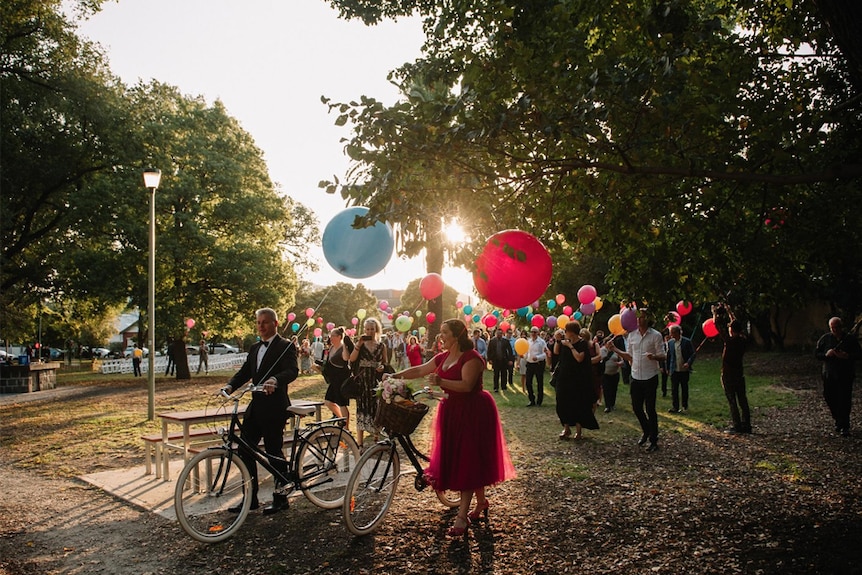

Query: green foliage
[[321, 0, 862, 339], [1, 1, 318, 348]]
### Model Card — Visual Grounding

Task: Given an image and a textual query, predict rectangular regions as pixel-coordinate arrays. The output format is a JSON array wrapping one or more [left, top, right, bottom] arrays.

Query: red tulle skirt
[[424, 388, 517, 492]]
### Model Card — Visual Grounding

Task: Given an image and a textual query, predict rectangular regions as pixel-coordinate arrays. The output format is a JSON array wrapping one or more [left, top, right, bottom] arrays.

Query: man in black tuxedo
[[222, 308, 298, 514], [488, 328, 515, 391]]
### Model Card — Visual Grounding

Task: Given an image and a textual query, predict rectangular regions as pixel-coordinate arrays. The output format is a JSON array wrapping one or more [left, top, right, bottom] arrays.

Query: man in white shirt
[[525, 326, 550, 406], [607, 309, 666, 452]]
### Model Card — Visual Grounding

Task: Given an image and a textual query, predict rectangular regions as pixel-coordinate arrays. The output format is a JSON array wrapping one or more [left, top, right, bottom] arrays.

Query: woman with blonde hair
[[349, 317, 388, 447]]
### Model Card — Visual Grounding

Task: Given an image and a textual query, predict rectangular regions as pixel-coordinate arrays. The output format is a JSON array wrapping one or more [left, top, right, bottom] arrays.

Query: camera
[[360, 335, 371, 342]]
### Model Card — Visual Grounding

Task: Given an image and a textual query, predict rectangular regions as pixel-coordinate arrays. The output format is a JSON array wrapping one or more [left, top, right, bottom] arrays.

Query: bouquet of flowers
[[375, 378, 414, 404]]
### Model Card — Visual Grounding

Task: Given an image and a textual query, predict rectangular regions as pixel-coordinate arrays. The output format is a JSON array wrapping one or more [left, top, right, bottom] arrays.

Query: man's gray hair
[[256, 308, 279, 323]]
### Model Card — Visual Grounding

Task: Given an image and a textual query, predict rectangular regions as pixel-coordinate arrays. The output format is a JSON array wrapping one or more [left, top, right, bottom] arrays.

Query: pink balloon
[[531, 314, 545, 328], [378, 300, 389, 311], [667, 311, 681, 325], [676, 300, 693, 316], [326, 322, 335, 330], [577, 285, 597, 305], [419, 273, 445, 300], [702, 318, 720, 338], [499, 321, 511, 332], [555, 293, 566, 305], [305, 307, 315, 318], [580, 302, 596, 315], [456, 300, 464, 308], [562, 305, 573, 316], [185, 318, 195, 329], [473, 230, 553, 310], [620, 307, 638, 332], [287, 312, 296, 322], [426, 312, 437, 324], [351, 317, 358, 325], [317, 317, 323, 324], [483, 314, 498, 328], [313, 327, 322, 337]]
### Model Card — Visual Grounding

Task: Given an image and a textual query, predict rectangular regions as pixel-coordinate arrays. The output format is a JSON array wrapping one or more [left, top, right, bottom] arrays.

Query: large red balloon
[[419, 273, 445, 300], [702, 318, 720, 338], [473, 230, 553, 310], [676, 300, 693, 317]]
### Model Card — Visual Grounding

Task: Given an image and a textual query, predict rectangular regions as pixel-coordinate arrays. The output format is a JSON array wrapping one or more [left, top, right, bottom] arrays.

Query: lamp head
[[143, 169, 162, 189]]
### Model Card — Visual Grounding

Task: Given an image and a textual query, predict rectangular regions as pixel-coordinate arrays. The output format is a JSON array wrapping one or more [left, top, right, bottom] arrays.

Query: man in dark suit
[[488, 328, 515, 391], [222, 308, 298, 514]]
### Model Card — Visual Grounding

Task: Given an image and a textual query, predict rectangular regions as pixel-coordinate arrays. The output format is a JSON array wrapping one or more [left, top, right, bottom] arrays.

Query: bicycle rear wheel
[[342, 443, 400, 536], [436, 488, 461, 507], [297, 425, 360, 509], [174, 447, 251, 543]]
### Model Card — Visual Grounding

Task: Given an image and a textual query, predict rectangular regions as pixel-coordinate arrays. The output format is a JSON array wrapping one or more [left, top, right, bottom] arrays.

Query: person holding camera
[[555, 321, 599, 439], [607, 308, 666, 452], [316, 326, 354, 430], [714, 304, 751, 434], [349, 317, 389, 447], [816, 317, 862, 437]]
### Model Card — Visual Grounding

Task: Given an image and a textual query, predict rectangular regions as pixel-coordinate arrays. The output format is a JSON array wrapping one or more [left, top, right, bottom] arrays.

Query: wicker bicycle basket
[[374, 397, 429, 435]]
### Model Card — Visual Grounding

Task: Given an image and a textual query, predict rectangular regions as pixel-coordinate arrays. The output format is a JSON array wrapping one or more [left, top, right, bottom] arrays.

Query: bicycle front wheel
[[342, 443, 400, 536], [297, 425, 361, 509], [174, 447, 252, 543]]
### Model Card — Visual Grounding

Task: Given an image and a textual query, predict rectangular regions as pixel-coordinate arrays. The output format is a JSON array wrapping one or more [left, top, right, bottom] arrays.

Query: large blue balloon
[[322, 207, 395, 279]]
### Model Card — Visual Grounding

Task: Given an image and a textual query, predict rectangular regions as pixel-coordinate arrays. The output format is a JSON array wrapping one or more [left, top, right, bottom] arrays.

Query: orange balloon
[[514, 337, 529, 355], [608, 314, 625, 336]]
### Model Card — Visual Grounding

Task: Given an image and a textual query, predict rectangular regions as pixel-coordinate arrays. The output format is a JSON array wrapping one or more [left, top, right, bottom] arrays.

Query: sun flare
[[443, 219, 470, 245]]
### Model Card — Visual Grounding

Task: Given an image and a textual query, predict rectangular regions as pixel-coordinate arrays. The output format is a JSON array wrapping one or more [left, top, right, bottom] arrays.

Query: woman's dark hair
[[564, 320, 582, 335], [444, 318, 474, 352]]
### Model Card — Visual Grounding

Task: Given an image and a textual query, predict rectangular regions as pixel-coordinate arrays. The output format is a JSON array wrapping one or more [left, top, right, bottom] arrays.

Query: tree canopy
[[1, 0, 317, 349], [321, 0, 862, 346]]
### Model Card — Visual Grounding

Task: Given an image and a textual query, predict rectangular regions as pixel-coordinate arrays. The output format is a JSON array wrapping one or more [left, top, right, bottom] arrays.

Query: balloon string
[[281, 287, 333, 339]]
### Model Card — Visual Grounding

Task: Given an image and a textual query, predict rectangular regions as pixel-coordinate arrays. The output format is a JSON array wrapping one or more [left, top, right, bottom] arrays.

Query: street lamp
[[143, 168, 161, 420]]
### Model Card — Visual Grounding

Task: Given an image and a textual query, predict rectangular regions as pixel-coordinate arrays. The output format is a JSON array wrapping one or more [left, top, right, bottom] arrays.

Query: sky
[[74, 0, 476, 296]]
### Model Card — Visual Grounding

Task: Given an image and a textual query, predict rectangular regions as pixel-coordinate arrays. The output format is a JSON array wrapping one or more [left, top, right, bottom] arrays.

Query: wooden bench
[[142, 428, 218, 478]]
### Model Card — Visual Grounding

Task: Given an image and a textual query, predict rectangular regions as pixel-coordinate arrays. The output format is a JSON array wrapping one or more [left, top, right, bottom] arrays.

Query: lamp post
[[143, 168, 162, 420]]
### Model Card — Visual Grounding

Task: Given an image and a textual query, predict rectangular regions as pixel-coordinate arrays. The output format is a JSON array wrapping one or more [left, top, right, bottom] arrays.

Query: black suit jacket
[[227, 335, 298, 426], [489, 336, 515, 365]]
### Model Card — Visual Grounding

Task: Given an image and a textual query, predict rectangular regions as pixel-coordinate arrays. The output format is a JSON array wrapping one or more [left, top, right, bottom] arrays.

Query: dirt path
[[2, 371, 861, 574]]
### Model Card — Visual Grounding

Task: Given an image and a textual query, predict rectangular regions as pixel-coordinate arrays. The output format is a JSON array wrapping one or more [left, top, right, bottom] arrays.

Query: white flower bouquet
[[375, 378, 414, 404]]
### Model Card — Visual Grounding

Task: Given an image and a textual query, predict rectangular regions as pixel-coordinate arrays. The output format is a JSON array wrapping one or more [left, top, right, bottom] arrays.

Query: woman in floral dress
[[348, 317, 388, 447]]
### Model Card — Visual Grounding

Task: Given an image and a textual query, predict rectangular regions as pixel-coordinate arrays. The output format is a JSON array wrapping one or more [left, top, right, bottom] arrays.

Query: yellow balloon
[[608, 313, 624, 336], [594, 297, 603, 311], [557, 314, 569, 329], [305, 318, 315, 327], [514, 337, 529, 355], [357, 308, 367, 320]]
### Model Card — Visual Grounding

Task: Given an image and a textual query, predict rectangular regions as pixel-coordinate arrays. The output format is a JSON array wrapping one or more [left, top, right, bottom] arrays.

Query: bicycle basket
[[374, 397, 429, 435]]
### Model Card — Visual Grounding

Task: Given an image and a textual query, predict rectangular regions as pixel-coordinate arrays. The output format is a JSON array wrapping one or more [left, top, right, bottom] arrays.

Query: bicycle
[[342, 387, 461, 536], [174, 383, 360, 543]]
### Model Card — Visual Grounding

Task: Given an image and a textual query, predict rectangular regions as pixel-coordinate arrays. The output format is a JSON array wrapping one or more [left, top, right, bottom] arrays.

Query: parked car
[[209, 343, 239, 354], [123, 346, 149, 358], [185, 345, 199, 356], [92, 347, 111, 358]]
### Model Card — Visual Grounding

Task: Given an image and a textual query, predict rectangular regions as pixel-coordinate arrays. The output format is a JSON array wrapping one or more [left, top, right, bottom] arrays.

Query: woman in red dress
[[387, 318, 516, 536]]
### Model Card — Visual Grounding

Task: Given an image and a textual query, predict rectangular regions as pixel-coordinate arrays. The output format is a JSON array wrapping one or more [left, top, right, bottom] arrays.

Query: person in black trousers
[[488, 328, 515, 391], [221, 308, 298, 514], [816, 317, 862, 437]]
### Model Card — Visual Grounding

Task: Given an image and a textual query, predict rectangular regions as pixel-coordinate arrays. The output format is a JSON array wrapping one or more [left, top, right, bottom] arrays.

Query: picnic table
[[155, 399, 323, 480]]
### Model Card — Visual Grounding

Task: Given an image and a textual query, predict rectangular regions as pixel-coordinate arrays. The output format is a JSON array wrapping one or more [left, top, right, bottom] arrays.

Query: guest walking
[[815, 317, 861, 437], [387, 318, 516, 537], [349, 317, 388, 447], [666, 325, 695, 413], [555, 321, 599, 439]]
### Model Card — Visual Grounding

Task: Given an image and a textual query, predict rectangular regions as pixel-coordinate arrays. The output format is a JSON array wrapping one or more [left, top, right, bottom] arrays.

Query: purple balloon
[[546, 316, 557, 329], [620, 308, 638, 332], [580, 302, 596, 316]]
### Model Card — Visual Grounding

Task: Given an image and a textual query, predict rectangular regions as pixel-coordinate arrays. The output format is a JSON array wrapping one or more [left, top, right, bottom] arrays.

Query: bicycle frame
[[213, 385, 350, 496]]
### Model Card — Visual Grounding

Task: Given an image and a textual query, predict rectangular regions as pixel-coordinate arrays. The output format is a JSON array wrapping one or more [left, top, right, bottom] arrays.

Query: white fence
[[95, 353, 247, 375]]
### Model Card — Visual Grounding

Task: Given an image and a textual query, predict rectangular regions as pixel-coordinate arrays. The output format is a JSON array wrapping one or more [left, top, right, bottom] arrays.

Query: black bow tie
[[261, 340, 269, 347]]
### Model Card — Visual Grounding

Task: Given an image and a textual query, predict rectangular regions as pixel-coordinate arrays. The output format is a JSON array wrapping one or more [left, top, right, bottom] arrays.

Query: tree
[[289, 281, 378, 338], [321, 0, 862, 337]]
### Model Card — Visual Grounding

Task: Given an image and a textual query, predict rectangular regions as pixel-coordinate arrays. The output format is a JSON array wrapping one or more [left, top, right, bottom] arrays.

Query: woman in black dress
[[318, 327, 354, 429], [554, 320, 599, 439]]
